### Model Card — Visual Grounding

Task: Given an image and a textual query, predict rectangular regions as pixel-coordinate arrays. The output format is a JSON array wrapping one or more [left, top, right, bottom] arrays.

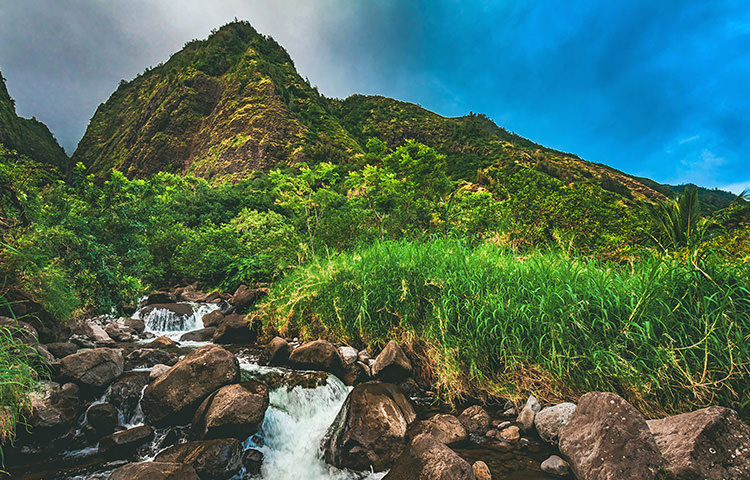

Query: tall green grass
[[262, 238, 750, 418]]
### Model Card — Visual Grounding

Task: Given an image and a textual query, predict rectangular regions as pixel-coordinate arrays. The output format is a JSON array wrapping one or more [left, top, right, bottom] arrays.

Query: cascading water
[[135, 302, 219, 341], [243, 366, 386, 480]]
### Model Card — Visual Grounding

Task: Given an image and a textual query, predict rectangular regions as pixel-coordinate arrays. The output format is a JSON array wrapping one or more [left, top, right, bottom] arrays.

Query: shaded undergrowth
[[262, 238, 750, 418]]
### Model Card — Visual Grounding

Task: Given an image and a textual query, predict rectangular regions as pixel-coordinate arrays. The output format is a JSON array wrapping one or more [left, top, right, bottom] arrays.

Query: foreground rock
[[472, 461, 491, 480], [141, 345, 240, 426], [534, 402, 576, 445], [383, 434, 476, 480], [409, 414, 468, 446], [86, 403, 118, 437], [191, 381, 269, 440], [108, 371, 150, 421], [648, 406, 750, 480], [371, 341, 412, 383], [154, 439, 243, 480], [288, 340, 344, 378], [558, 392, 666, 480], [324, 381, 416, 471], [28, 382, 80, 438], [108, 461, 199, 480], [57, 348, 124, 392]]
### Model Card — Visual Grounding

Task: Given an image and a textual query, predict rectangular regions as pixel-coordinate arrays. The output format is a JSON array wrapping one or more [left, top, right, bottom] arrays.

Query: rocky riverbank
[[3, 285, 749, 479]]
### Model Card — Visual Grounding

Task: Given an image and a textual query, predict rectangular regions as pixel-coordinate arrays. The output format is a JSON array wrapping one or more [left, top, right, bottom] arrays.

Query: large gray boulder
[[108, 461, 199, 480], [371, 341, 412, 383], [57, 348, 124, 390], [141, 345, 240, 426], [288, 339, 344, 378], [383, 434, 475, 480], [154, 439, 244, 480], [534, 402, 576, 445], [324, 382, 416, 471], [558, 392, 667, 480], [191, 381, 269, 440], [648, 406, 750, 480]]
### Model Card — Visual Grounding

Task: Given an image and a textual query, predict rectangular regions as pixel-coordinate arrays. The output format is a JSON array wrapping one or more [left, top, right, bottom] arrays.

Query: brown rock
[[150, 364, 171, 381], [108, 371, 150, 421], [83, 320, 115, 346], [179, 327, 216, 342], [258, 336, 292, 366], [44, 342, 77, 359], [86, 403, 118, 437], [457, 405, 491, 435], [410, 414, 468, 446], [141, 345, 240, 426], [99, 425, 154, 457], [145, 335, 180, 349], [498, 425, 519, 442], [154, 438, 243, 480], [126, 348, 177, 369], [323, 381, 416, 471], [472, 460, 492, 480], [123, 317, 145, 333], [558, 392, 667, 480], [231, 285, 269, 311], [289, 340, 344, 378], [108, 461, 199, 480], [212, 314, 256, 344], [383, 434, 476, 480], [202, 310, 224, 328], [57, 348, 124, 390], [28, 382, 80, 436], [371, 341, 413, 383], [143, 291, 176, 305], [191, 381, 269, 440], [177, 284, 208, 303], [648, 406, 750, 480]]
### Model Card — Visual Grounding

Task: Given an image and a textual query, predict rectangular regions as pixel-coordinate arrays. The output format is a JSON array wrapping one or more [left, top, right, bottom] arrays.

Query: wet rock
[[57, 347, 124, 391], [457, 405, 491, 435], [104, 323, 133, 342], [44, 342, 77, 359], [324, 381, 416, 471], [28, 382, 80, 437], [86, 403, 118, 437], [126, 348, 178, 369], [202, 310, 224, 328], [177, 284, 208, 303], [339, 346, 358, 365], [499, 425, 520, 442], [179, 327, 216, 342], [558, 392, 667, 480], [109, 371, 149, 419], [383, 434, 475, 480], [258, 336, 291, 366], [541, 455, 570, 477], [123, 317, 145, 333], [289, 339, 344, 378], [399, 378, 422, 398], [410, 414, 468, 446], [243, 449, 264, 475], [108, 461, 199, 480], [140, 302, 194, 318], [143, 291, 176, 306], [231, 285, 269, 311], [358, 349, 372, 363], [371, 341, 412, 383], [191, 381, 269, 440], [517, 395, 540, 433], [472, 460, 492, 480], [82, 320, 115, 346], [150, 364, 171, 381], [647, 406, 750, 480], [99, 425, 155, 457], [141, 345, 240, 426], [534, 402, 576, 445], [154, 438, 243, 480], [145, 335, 179, 349], [212, 314, 256, 344]]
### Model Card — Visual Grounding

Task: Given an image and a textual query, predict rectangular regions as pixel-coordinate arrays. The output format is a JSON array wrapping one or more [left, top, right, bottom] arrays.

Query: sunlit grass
[[263, 238, 750, 418]]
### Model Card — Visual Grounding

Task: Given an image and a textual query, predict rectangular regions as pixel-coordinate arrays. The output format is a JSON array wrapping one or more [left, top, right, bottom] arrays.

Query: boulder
[[258, 336, 292, 366], [323, 381, 416, 471], [123, 317, 145, 334], [540, 455, 570, 477], [647, 406, 750, 480], [150, 364, 171, 381], [154, 438, 243, 480], [104, 323, 133, 342], [82, 320, 115, 346], [28, 382, 80, 436], [57, 348, 124, 391], [211, 314, 256, 344], [108, 371, 149, 421], [457, 405, 491, 435], [472, 461, 492, 480], [339, 346, 358, 365], [143, 291, 176, 305], [191, 381, 269, 440], [243, 449, 264, 475], [371, 341, 412, 383], [108, 461, 199, 480], [99, 425, 155, 457], [145, 335, 179, 349], [517, 395, 540, 433], [201, 310, 224, 328], [86, 403, 118, 437], [231, 285, 269, 311], [409, 414, 468, 446], [140, 302, 194, 318], [288, 340, 344, 378], [558, 392, 667, 480], [44, 342, 77, 359], [534, 402, 576, 445], [383, 434, 476, 480], [177, 284, 208, 303], [141, 345, 240, 426], [179, 328, 216, 342], [126, 348, 177, 369]]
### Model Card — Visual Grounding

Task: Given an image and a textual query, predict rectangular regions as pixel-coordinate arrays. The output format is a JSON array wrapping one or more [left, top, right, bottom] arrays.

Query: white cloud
[[719, 181, 750, 195]]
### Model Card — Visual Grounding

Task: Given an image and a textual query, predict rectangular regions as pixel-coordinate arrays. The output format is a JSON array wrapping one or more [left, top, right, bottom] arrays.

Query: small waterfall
[[136, 302, 219, 341], [244, 373, 386, 480]]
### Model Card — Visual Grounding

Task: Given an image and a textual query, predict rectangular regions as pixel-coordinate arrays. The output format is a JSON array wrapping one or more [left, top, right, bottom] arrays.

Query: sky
[[0, 0, 748, 193]]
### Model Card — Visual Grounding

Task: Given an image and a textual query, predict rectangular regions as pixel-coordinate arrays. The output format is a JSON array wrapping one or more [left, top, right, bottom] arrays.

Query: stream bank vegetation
[[1, 139, 749, 446]]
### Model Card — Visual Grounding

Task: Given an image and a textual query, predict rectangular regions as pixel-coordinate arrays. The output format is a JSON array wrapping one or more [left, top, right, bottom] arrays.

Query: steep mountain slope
[[0, 71, 69, 173], [72, 21, 360, 180]]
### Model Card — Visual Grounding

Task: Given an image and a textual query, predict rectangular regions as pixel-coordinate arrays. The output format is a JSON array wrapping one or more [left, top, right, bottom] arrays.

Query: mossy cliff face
[[0, 71, 69, 174]]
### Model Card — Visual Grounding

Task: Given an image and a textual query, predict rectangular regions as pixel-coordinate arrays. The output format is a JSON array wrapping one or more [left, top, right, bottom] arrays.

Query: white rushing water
[[243, 366, 386, 480], [135, 302, 219, 342]]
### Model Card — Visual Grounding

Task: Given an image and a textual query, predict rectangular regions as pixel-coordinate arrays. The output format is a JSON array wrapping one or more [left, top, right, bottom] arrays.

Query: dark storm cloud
[[0, 1, 747, 191]]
